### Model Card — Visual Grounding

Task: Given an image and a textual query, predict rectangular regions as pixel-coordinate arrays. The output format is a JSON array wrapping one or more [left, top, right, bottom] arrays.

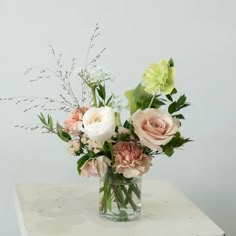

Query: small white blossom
[[67, 140, 81, 156]]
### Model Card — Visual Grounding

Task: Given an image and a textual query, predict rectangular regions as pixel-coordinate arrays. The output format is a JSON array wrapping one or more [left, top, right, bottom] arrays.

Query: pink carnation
[[64, 107, 88, 135], [114, 141, 152, 178]]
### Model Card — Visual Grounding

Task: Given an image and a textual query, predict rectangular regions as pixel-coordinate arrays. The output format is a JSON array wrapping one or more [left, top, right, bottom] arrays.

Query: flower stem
[[129, 183, 141, 199], [148, 93, 156, 108], [91, 88, 97, 107], [120, 185, 137, 211]]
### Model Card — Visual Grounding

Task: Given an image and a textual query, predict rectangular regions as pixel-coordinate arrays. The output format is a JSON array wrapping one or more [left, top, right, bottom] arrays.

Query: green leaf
[[150, 97, 165, 108], [98, 99, 104, 107], [38, 113, 47, 126], [97, 84, 106, 100], [56, 122, 71, 142], [180, 103, 190, 109], [125, 83, 166, 114], [175, 131, 181, 139], [163, 146, 174, 157], [125, 89, 138, 114], [106, 94, 114, 105], [184, 138, 193, 143], [115, 112, 122, 127], [123, 120, 130, 129], [169, 58, 174, 67], [168, 101, 177, 114], [170, 88, 177, 95], [173, 114, 185, 119], [166, 94, 173, 102], [48, 116, 53, 130], [177, 95, 186, 107], [77, 154, 91, 174]]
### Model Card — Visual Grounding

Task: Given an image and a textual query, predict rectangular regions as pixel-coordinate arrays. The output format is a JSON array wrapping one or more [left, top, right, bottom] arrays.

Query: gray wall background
[[0, 0, 235, 235]]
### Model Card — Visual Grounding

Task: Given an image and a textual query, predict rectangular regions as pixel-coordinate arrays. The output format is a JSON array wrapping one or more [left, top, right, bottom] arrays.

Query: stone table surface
[[15, 180, 225, 236]]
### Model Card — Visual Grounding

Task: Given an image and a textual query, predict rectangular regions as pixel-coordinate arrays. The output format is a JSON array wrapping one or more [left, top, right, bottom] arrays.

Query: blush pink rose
[[114, 141, 152, 178], [64, 107, 88, 135], [80, 156, 111, 177], [131, 108, 179, 151]]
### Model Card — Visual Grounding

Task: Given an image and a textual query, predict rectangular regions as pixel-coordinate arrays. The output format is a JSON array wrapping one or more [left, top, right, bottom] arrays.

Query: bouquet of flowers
[[1, 25, 191, 221]]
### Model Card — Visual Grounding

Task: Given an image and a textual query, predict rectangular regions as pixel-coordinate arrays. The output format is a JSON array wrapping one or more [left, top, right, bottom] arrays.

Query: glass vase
[[99, 173, 141, 222]]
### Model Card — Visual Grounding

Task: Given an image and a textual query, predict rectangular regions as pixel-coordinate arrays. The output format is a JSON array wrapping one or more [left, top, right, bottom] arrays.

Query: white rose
[[82, 106, 116, 142], [131, 108, 179, 151]]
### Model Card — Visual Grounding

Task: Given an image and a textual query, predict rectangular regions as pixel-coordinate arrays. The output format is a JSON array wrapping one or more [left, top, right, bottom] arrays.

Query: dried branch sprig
[[25, 44, 80, 109], [25, 66, 60, 82], [84, 22, 106, 69], [0, 96, 76, 113], [49, 45, 80, 107], [14, 123, 44, 131], [90, 47, 106, 68], [84, 22, 99, 68]]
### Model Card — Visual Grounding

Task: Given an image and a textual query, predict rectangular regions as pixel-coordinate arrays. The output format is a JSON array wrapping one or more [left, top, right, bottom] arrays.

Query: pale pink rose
[[131, 109, 179, 151], [114, 141, 152, 178], [64, 107, 88, 135], [80, 156, 111, 177], [67, 140, 81, 155]]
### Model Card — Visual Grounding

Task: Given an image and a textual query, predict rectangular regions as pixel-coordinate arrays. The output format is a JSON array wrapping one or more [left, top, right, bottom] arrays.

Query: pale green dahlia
[[142, 59, 175, 95]]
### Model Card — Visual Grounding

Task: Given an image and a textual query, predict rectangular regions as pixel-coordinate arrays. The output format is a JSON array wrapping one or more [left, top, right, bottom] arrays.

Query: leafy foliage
[[161, 132, 192, 157], [168, 94, 190, 114], [77, 151, 95, 174], [168, 58, 174, 67], [56, 122, 72, 142], [125, 83, 165, 114], [38, 113, 71, 142]]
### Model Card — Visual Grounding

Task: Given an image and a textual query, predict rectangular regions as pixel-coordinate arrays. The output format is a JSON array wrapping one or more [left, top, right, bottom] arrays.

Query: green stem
[[130, 183, 141, 199], [103, 175, 112, 213], [107, 142, 114, 163], [91, 88, 97, 107], [113, 186, 127, 209], [120, 185, 137, 212], [148, 93, 156, 108], [125, 186, 133, 205]]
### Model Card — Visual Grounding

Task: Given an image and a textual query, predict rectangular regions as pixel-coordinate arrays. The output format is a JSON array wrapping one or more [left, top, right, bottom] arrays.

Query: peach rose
[[114, 141, 152, 178], [64, 107, 88, 135], [131, 109, 179, 151]]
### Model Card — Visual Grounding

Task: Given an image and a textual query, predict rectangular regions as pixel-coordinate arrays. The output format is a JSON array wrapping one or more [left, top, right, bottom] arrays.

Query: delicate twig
[[0, 96, 75, 112], [14, 123, 43, 131], [84, 22, 99, 68], [89, 47, 106, 66], [25, 66, 60, 82]]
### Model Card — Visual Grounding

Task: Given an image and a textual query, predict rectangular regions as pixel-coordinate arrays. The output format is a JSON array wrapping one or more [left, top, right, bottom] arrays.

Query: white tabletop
[[15, 180, 225, 236]]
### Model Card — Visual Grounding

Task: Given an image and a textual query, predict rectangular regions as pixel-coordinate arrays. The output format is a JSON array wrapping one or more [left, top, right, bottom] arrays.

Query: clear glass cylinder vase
[[99, 173, 142, 222]]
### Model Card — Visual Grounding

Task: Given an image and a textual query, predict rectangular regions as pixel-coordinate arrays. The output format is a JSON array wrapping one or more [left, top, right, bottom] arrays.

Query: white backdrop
[[0, 0, 235, 235]]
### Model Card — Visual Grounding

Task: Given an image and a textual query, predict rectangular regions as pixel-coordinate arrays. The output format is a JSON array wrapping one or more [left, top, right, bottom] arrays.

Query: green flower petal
[[142, 59, 175, 95]]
